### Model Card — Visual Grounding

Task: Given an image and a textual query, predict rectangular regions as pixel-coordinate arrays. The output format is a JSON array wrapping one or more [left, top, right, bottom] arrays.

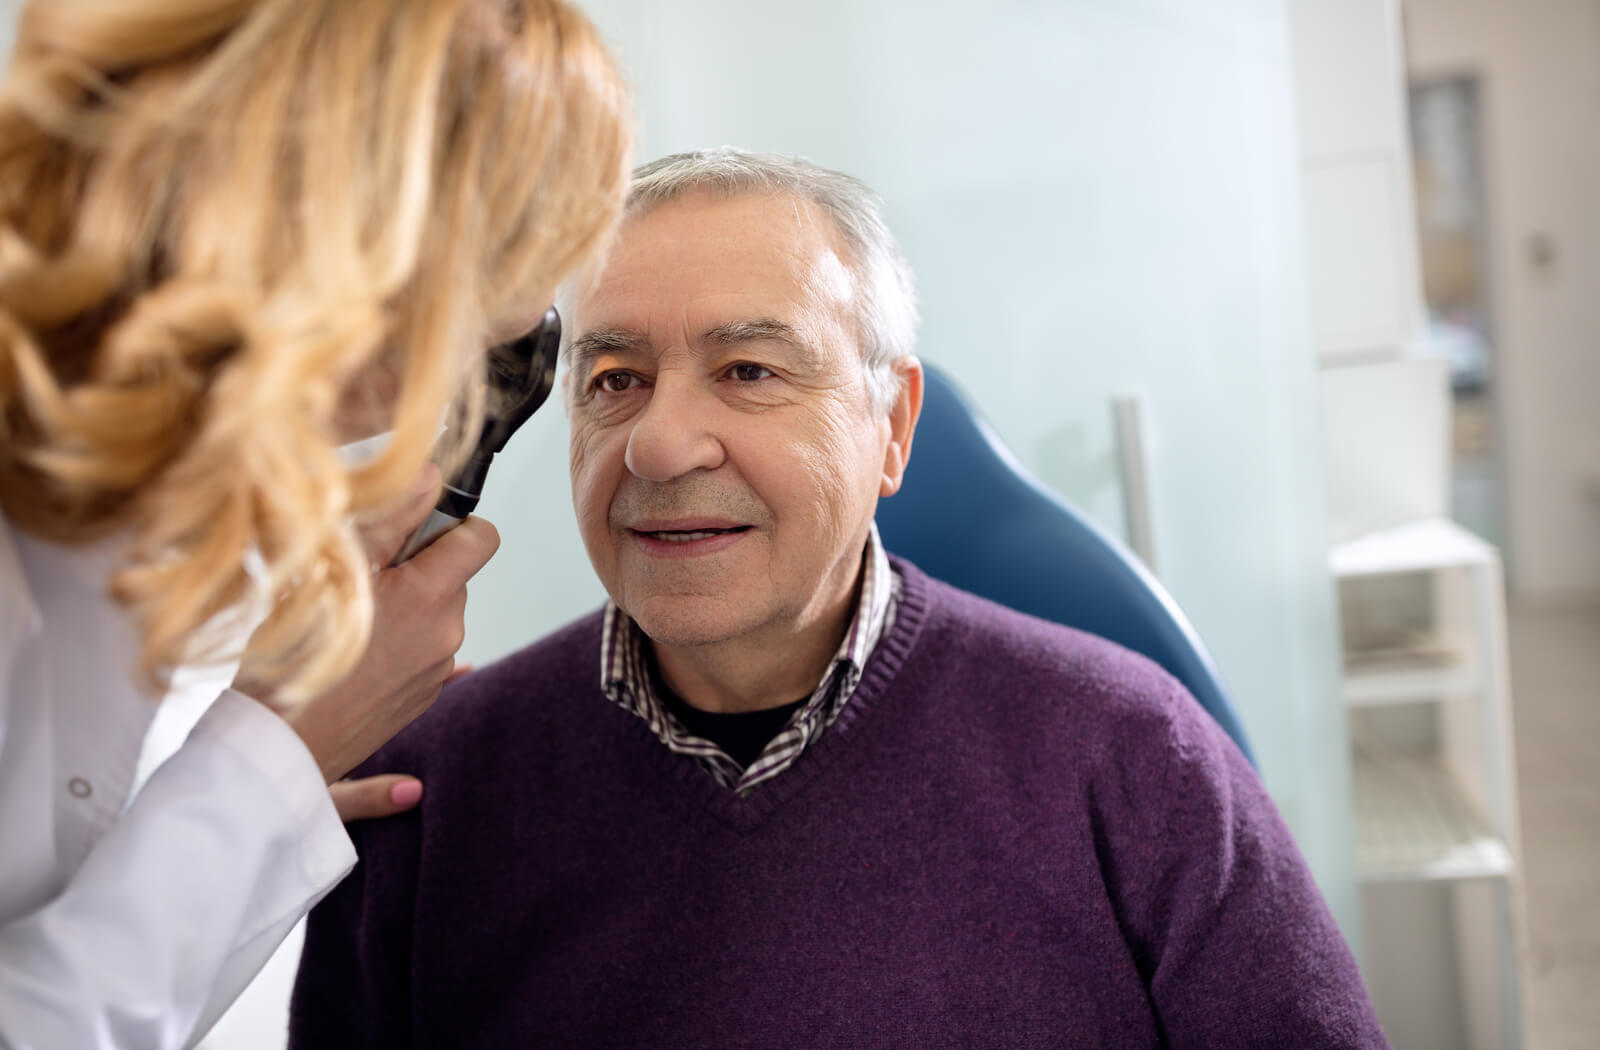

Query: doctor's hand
[[237, 463, 500, 789], [327, 668, 470, 821]]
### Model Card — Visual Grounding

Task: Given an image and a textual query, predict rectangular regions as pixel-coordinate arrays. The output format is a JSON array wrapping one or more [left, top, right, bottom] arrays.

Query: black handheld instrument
[[391, 307, 561, 564]]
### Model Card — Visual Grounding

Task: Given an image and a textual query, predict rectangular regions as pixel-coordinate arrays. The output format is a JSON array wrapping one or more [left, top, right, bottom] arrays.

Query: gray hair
[[615, 148, 920, 414]]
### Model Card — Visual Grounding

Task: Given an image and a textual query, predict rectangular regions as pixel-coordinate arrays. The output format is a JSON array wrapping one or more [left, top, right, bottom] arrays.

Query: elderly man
[[291, 150, 1388, 1049]]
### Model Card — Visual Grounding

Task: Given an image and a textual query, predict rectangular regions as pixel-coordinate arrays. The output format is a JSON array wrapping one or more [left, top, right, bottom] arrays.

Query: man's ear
[[879, 356, 924, 497]]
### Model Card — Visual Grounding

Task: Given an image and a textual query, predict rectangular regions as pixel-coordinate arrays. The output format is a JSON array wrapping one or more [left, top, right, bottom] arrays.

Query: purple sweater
[[291, 558, 1387, 1049]]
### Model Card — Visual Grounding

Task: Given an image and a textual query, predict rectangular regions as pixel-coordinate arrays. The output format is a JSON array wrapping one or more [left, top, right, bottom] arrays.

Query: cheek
[[816, 397, 887, 490], [568, 422, 617, 533], [769, 408, 881, 535]]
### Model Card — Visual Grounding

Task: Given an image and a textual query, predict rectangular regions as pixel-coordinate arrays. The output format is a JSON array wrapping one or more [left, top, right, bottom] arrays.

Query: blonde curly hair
[[0, 0, 632, 703]]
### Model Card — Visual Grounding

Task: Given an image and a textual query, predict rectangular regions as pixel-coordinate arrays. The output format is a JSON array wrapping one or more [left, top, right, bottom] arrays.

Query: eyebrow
[[568, 318, 827, 375], [703, 318, 823, 371], [568, 328, 649, 377]]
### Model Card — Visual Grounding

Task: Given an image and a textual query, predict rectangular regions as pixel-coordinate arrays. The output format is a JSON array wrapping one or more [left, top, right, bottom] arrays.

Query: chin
[[626, 596, 753, 650]]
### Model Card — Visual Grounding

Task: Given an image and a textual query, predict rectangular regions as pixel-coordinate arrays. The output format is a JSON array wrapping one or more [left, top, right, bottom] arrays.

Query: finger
[[404, 514, 500, 585], [330, 775, 425, 822], [361, 462, 443, 567]]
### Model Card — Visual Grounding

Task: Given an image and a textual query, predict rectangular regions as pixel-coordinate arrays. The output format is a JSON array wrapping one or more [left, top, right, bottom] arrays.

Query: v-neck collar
[[603, 557, 931, 835], [597, 524, 901, 795]]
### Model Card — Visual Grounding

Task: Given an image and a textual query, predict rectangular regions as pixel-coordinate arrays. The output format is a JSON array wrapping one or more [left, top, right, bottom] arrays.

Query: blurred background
[[5, 0, 1593, 1047]]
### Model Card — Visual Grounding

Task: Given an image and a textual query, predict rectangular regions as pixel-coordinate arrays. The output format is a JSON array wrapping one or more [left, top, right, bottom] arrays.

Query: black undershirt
[[659, 688, 810, 770]]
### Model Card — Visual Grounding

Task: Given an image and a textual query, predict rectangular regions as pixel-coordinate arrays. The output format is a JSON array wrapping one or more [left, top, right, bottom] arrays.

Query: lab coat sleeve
[[0, 688, 356, 1050]]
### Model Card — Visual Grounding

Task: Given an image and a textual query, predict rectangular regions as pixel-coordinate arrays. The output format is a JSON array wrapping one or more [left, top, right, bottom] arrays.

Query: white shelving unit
[[1331, 518, 1525, 1050], [1345, 663, 1481, 708], [1350, 749, 1513, 883]]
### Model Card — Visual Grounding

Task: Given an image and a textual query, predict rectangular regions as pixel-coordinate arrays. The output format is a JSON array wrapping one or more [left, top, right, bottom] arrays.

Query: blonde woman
[[0, 0, 631, 1045]]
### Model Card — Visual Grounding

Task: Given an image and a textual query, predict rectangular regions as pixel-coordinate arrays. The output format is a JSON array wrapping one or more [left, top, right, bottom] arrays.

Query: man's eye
[[596, 371, 635, 393], [728, 363, 772, 382]]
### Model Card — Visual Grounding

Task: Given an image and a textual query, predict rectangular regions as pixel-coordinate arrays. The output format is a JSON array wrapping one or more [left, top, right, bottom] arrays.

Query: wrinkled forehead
[[563, 189, 856, 350]]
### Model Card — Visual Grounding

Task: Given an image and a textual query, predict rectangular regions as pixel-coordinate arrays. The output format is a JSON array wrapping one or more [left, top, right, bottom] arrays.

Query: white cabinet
[[1286, 0, 1427, 360], [1331, 519, 1525, 1050]]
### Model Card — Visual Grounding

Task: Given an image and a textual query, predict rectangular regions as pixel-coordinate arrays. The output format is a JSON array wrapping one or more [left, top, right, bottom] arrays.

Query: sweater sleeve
[[1101, 679, 1390, 1050], [288, 758, 421, 1050]]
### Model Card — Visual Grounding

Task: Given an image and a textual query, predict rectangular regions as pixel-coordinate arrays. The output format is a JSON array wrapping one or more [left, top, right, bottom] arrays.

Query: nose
[[623, 377, 726, 482]]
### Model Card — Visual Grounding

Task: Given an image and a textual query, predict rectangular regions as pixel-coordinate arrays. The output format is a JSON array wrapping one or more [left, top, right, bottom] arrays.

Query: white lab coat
[[0, 516, 355, 1048]]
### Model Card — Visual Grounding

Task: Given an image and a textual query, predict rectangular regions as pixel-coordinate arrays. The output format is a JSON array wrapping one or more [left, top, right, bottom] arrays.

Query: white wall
[[1405, 0, 1600, 602]]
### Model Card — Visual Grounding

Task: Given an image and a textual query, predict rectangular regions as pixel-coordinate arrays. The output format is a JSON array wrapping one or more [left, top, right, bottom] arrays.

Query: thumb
[[402, 514, 500, 585]]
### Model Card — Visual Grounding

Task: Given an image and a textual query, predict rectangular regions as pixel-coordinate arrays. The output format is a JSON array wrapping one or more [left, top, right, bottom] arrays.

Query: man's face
[[567, 190, 910, 650]]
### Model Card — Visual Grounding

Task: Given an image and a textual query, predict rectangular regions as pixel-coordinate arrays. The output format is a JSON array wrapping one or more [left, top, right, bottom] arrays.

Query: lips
[[640, 527, 748, 543], [627, 518, 748, 535], [625, 520, 753, 557]]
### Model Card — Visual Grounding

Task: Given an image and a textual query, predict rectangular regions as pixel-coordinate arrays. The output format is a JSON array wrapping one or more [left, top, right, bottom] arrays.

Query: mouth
[[625, 521, 754, 558], [632, 525, 752, 543]]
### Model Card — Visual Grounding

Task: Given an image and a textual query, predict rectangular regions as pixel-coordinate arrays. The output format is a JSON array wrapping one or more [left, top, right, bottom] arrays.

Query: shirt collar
[[839, 520, 895, 675], [598, 522, 897, 792]]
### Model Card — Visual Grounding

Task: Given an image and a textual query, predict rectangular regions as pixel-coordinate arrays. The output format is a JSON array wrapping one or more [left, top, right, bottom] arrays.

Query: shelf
[[1343, 660, 1482, 707], [1330, 517, 1497, 578], [1351, 749, 1514, 884]]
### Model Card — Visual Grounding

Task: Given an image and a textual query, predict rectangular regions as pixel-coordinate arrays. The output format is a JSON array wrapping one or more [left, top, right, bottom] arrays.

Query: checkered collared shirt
[[599, 522, 901, 796]]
